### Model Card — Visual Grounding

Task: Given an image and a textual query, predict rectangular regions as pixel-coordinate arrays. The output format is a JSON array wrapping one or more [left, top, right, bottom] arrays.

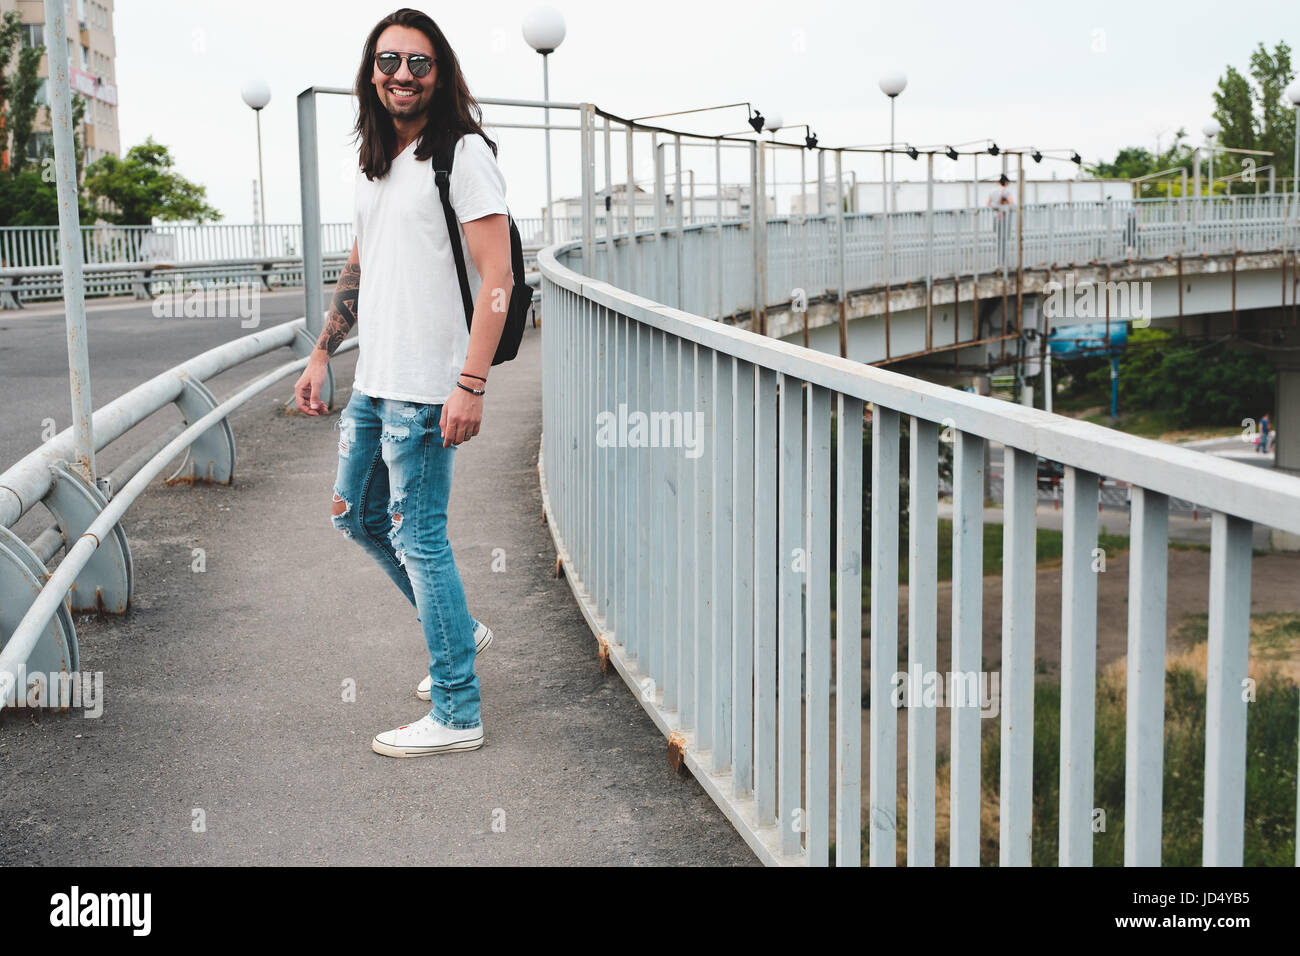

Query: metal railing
[[580, 194, 1299, 323], [0, 222, 355, 269], [0, 317, 356, 710], [0, 254, 352, 307], [537, 103, 1300, 867]]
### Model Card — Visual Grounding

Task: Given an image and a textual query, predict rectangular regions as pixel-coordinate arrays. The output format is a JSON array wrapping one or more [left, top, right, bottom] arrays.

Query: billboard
[[1047, 321, 1127, 361]]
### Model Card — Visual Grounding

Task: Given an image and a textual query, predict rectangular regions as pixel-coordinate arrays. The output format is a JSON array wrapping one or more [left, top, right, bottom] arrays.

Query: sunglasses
[[376, 51, 434, 78]]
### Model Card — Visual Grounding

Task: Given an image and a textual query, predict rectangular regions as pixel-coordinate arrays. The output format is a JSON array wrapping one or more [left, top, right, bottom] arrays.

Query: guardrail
[[0, 318, 355, 709], [1, 247, 556, 309], [537, 103, 1300, 867], [0, 255, 351, 308], [0, 222, 354, 269]]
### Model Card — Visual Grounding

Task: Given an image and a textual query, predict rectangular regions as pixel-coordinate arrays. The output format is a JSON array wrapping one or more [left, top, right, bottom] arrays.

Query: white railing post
[[1124, 487, 1168, 866], [1203, 513, 1253, 866], [777, 373, 805, 856], [732, 359, 757, 801], [907, 417, 939, 865], [1000, 447, 1037, 867], [712, 351, 734, 774], [869, 406, 900, 866], [835, 394, 864, 868], [950, 430, 985, 866], [1059, 467, 1100, 866], [804, 384, 832, 865]]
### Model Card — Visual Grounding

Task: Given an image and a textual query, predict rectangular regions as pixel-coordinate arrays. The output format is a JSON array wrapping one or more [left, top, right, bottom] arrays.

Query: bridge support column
[[1276, 363, 1300, 477], [1267, 341, 1300, 550]]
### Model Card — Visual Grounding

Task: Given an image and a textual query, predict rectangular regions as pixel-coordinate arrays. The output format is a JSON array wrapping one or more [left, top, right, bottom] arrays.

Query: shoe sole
[[371, 733, 484, 757], [415, 627, 493, 701]]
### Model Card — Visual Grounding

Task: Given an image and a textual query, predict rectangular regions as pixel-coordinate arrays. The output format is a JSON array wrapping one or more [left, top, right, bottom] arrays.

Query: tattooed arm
[[315, 240, 360, 356], [295, 240, 359, 415]]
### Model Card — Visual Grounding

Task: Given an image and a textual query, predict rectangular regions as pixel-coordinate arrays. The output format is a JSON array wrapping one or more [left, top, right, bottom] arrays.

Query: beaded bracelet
[[456, 381, 486, 396]]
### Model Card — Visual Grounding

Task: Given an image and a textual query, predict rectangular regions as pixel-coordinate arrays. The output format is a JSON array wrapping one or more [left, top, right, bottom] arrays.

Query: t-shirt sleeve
[[450, 133, 508, 223]]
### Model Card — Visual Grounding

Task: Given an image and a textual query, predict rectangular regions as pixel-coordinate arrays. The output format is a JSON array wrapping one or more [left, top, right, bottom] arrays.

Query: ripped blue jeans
[[330, 389, 481, 730]]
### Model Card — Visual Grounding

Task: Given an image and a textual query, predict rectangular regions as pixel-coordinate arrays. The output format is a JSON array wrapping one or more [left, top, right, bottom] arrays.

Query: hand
[[294, 356, 330, 415], [440, 385, 483, 447]]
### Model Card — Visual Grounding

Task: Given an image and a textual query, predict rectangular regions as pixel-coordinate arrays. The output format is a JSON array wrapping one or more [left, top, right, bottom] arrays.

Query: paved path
[[0, 319, 755, 866]]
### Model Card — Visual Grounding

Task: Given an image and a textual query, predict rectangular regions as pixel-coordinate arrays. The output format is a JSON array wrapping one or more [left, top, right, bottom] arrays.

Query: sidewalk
[[0, 324, 755, 866]]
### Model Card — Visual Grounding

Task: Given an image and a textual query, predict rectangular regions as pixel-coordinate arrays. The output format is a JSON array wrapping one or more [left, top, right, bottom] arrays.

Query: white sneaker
[[416, 621, 493, 701], [371, 714, 484, 757]]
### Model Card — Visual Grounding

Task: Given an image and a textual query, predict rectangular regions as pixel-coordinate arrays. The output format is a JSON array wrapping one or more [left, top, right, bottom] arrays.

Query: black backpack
[[433, 133, 530, 366]]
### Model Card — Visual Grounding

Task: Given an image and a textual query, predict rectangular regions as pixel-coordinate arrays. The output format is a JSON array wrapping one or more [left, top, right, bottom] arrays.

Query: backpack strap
[[433, 136, 475, 331]]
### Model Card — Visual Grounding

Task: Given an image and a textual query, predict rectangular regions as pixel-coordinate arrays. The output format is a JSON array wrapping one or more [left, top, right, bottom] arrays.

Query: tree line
[[1090, 41, 1295, 196], [0, 10, 219, 228]]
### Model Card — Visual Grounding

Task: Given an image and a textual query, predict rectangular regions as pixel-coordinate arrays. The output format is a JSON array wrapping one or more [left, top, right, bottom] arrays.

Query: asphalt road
[[0, 298, 756, 866]]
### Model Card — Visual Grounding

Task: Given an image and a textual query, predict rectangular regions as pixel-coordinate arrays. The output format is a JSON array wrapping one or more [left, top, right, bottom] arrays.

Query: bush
[[1078, 328, 1276, 430]]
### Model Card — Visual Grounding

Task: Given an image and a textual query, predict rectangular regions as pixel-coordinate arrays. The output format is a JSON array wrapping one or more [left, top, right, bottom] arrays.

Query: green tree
[[5, 39, 41, 174], [1249, 41, 1295, 179], [0, 167, 58, 225], [0, 11, 22, 168], [1212, 65, 1257, 154], [1093, 39, 1296, 194], [1088, 131, 1196, 197], [1211, 42, 1296, 184], [82, 137, 221, 225], [0, 11, 18, 63], [1081, 328, 1276, 428]]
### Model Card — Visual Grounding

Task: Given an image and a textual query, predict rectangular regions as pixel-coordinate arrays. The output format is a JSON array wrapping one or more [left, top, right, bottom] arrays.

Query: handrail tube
[[0, 317, 310, 528]]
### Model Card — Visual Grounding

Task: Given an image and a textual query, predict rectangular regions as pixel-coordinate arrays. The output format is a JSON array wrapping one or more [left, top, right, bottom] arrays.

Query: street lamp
[[1203, 119, 1221, 195], [240, 79, 271, 229], [523, 6, 566, 245], [1287, 81, 1300, 198], [879, 71, 906, 212], [1287, 82, 1300, 310]]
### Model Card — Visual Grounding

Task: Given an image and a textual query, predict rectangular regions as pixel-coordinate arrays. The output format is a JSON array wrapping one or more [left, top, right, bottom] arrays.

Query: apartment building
[[1, 0, 119, 171]]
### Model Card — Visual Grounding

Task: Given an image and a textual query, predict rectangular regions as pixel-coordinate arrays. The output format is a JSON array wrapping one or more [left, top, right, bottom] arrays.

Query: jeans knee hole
[[331, 490, 353, 537]]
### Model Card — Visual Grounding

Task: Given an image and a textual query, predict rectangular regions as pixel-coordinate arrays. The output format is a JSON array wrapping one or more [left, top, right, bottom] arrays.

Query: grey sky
[[115, 0, 1297, 225]]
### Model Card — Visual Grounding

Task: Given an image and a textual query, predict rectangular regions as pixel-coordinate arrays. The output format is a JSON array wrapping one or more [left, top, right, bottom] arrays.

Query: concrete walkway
[[0, 323, 755, 866]]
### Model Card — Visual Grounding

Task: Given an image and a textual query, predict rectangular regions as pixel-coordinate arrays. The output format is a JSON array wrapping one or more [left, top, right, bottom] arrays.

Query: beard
[[381, 83, 433, 118]]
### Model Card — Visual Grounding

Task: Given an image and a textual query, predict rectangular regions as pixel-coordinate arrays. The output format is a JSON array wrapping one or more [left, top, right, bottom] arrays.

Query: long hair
[[353, 8, 497, 180]]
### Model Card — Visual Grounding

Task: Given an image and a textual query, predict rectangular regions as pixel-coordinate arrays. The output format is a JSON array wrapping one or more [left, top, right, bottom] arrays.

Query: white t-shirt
[[351, 132, 508, 405]]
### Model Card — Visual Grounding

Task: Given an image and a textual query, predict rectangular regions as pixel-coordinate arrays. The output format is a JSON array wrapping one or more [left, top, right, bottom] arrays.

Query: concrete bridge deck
[[0, 319, 754, 866]]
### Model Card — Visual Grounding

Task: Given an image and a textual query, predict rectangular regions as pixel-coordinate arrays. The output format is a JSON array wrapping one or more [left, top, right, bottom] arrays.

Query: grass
[[932, 520, 1132, 582], [841, 613, 1300, 866], [1078, 408, 1245, 443], [847, 519, 1208, 613]]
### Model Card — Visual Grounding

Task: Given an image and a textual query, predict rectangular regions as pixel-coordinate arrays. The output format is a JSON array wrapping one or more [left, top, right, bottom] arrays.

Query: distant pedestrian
[[1256, 413, 1271, 454], [987, 173, 1015, 268]]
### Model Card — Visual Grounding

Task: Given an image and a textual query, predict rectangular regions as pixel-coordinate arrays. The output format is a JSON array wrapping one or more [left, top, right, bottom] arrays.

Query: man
[[293, 8, 513, 758], [986, 172, 1015, 269]]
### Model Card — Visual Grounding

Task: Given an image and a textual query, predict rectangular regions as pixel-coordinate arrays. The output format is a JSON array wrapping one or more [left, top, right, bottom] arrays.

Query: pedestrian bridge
[[536, 103, 1300, 865]]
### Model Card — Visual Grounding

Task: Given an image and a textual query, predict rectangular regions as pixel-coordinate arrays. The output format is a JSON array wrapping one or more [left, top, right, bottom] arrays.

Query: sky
[[113, 0, 1298, 226]]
